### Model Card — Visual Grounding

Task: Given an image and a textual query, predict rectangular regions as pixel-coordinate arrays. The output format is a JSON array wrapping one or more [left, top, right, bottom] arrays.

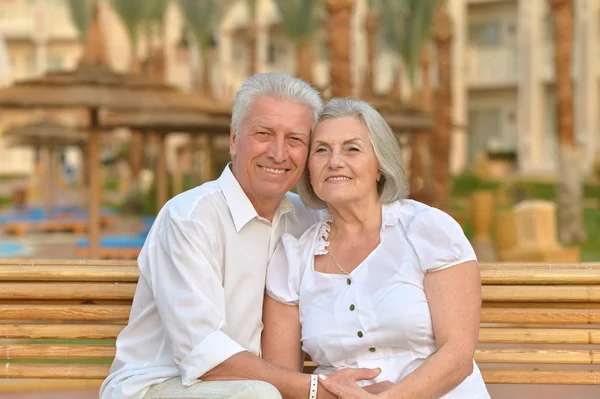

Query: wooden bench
[[1, 260, 599, 389]]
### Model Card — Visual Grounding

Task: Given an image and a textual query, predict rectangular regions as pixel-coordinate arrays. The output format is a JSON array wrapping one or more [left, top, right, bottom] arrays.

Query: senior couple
[[100, 73, 490, 399]]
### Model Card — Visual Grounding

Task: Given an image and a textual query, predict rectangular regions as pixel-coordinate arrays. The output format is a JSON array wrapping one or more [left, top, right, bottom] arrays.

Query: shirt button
[[357, 331, 363, 338], [369, 347, 376, 352], [347, 278, 352, 285], [349, 304, 355, 311]]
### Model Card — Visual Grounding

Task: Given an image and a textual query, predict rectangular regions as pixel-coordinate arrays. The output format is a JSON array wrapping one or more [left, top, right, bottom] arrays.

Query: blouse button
[[369, 347, 376, 353], [349, 304, 355, 311], [347, 278, 352, 285], [357, 331, 363, 338]]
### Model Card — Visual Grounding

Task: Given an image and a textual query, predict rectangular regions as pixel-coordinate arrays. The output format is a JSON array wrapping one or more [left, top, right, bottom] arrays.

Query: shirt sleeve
[[266, 234, 305, 305], [408, 207, 477, 274], [142, 211, 246, 386]]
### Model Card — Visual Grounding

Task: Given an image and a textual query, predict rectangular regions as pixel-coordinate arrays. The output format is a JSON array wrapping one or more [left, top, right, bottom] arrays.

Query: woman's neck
[[328, 197, 382, 238]]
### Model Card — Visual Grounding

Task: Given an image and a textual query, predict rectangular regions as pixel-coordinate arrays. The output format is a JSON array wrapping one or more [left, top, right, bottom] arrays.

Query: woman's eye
[[348, 147, 360, 152], [314, 147, 326, 153]]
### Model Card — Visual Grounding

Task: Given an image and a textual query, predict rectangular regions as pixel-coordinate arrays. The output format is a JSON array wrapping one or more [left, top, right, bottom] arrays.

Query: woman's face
[[308, 116, 381, 206]]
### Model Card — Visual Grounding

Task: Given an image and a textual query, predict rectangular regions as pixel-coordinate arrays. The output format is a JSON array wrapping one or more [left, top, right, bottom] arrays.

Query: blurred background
[[0, 0, 598, 262]]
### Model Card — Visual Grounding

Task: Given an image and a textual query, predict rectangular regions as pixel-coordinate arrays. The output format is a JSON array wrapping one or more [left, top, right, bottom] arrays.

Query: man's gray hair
[[298, 98, 408, 209], [231, 73, 323, 135]]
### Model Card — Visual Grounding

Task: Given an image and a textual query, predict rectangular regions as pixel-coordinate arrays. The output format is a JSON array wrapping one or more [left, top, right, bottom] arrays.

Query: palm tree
[[246, 0, 259, 75], [109, 0, 151, 212], [325, 0, 354, 97], [431, 4, 453, 212], [361, 0, 379, 98], [549, 0, 586, 243], [378, 0, 441, 205], [67, 0, 97, 43], [110, 0, 147, 72], [178, 0, 224, 98], [273, 0, 321, 83]]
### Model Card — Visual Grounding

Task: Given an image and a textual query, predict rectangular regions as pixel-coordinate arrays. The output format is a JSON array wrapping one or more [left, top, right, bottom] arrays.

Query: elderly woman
[[262, 98, 490, 399]]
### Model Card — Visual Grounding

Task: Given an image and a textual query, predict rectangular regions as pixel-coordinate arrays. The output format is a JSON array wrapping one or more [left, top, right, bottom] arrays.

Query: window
[[469, 22, 502, 46], [47, 52, 63, 71]]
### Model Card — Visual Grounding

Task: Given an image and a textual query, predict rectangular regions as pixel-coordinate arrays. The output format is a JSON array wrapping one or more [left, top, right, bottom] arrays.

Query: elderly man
[[100, 73, 379, 399]]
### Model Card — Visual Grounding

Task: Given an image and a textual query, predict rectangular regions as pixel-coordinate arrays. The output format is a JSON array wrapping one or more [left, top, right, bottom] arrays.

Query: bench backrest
[[1, 259, 599, 385]]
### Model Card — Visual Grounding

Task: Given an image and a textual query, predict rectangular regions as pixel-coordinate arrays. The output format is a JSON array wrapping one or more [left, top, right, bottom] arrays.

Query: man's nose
[[267, 136, 287, 163]]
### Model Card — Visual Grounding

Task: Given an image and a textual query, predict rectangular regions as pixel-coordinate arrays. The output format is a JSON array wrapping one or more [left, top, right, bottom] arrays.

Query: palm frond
[[110, 0, 147, 49], [66, 0, 96, 42], [274, 0, 321, 43], [178, 0, 222, 55], [379, 0, 441, 82]]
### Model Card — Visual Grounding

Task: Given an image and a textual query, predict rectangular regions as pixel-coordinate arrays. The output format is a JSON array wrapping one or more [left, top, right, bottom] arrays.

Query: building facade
[[0, 0, 599, 177]]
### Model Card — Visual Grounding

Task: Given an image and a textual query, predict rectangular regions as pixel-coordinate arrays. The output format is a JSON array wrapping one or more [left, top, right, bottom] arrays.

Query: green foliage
[[0, 195, 11, 207], [450, 171, 500, 197], [274, 0, 321, 43], [581, 208, 600, 261], [378, 0, 443, 82], [144, 0, 169, 36], [66, 0, 97, 42], [110, 0, 147, 50], [178, 0, 223, 56]]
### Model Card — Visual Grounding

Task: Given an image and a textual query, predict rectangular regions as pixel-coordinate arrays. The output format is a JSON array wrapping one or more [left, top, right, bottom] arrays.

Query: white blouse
[[266, 200, 490, 399]]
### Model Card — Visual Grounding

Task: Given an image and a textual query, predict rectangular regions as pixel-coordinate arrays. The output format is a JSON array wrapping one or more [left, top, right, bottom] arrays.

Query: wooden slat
[[0, 266, 139, 282], [0, 344, 116, 360], [480, 263, 600, 270], [0, 259, 137, 267], [0, 283, 136, 300], [481, 268, 600, 284], [481, 369, 600, 385], [0, 364, 110, 379], [0, 324, 124, 339], [483, 302, 600, 309], [475, 348, 600, 365], [479, 328, 600, 344], [481, 308, 600, 324], [0, 305, 131, 320], [483, 286, 600, 302]]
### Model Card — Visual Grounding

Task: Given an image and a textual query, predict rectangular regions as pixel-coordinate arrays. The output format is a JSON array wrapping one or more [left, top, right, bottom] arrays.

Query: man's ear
[[229, 125, 237, 158]]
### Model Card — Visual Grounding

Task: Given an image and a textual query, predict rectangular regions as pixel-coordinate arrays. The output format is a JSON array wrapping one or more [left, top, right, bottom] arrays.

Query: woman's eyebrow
[[312, 138, 364, 146]]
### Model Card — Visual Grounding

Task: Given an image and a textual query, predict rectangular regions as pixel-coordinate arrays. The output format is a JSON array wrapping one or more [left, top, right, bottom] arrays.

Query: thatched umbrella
[[0, 6, 221, 258], [3, 120, 90, 216], [101, 110, 232, 212]]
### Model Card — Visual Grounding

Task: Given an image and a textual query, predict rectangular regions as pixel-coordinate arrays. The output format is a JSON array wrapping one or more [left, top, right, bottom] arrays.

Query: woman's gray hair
[[231, 73, 323, 134], [298, 98, 408, 209]]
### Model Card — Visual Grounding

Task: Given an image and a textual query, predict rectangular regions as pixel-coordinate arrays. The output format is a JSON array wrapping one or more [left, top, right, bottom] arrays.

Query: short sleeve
[[407, 207, 477, 273], [266, 234, 307, 305]]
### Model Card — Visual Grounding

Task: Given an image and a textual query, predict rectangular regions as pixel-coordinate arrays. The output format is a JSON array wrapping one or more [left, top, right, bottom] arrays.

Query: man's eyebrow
[[256, 123, 307, 136], [290, 129, 308, 136]]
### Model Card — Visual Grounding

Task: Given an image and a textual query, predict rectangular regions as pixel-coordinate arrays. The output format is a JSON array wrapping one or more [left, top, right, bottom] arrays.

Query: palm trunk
[[201, 48, 213, 98], [410, 46, 434, 204], [386, 66, 402, 101], [325, 0, 354, 97], [431, 7, 453, 212], [247, 19, 258, 75], [295, 38, 314, 83], [361, 9, 378, 98], [550, 0, 586, 243]]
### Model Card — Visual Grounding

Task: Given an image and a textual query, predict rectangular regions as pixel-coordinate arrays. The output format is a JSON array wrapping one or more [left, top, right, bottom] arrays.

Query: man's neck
[[249, 196, 282, 223]]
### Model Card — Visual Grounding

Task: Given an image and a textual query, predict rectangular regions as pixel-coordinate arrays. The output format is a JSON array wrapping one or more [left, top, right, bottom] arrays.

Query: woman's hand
[[318, 373, 389, 399], [363, 381, 393, 395]]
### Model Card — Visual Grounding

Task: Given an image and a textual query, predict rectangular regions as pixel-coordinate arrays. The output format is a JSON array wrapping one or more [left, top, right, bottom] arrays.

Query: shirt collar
[[218, 164, 296, 232]]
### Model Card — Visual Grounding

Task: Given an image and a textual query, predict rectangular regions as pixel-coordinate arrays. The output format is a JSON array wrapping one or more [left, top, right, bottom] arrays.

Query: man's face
[[230, 96, 313, 206]]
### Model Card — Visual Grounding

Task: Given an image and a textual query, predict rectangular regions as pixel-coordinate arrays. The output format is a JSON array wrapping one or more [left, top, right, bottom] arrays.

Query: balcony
[[466, 46, 518, 88], [0, 3, 36, 40]]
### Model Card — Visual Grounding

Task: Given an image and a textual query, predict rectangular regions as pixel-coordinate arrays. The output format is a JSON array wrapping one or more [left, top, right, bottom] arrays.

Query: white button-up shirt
[[267, 200, 490, 399], [100, 166, 319, 399]]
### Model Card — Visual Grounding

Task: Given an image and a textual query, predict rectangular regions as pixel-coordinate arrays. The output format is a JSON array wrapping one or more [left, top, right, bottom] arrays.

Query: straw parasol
[[0, 6, 224, 258], [3, 120, 89, 215]]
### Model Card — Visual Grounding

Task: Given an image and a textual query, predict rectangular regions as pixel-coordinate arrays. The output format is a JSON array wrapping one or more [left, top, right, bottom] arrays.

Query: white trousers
[[143, 378, 283, 399]]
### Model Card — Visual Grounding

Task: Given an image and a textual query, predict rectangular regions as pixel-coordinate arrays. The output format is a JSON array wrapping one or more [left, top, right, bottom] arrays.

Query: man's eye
[[257, 131, 269, 135]]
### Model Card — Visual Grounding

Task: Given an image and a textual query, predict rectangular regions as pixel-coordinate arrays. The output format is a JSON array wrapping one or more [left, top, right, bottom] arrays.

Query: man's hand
[[363, 381, 393, 395]]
